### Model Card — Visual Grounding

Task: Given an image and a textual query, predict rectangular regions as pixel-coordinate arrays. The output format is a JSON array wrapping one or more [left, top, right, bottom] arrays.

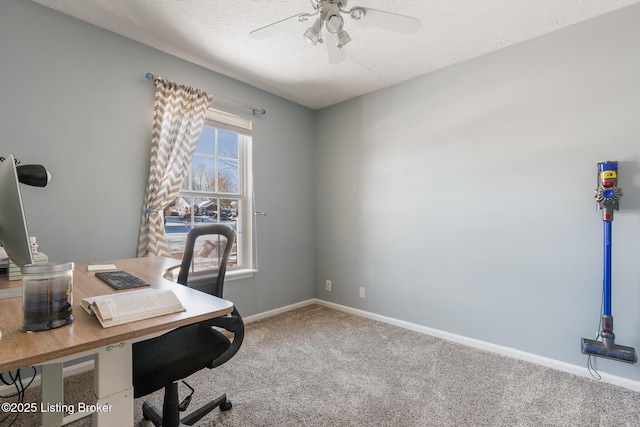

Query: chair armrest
[[202, 307, 244, 369]]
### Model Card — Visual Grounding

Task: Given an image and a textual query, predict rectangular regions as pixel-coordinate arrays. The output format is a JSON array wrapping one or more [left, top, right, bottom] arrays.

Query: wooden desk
[[0, 256, 234, 426]]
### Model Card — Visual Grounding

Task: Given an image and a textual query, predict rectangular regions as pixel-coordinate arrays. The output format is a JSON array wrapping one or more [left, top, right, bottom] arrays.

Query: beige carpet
[[3, 304, 640, 426]]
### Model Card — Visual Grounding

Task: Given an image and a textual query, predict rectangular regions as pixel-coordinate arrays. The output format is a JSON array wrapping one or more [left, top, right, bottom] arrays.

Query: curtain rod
[[145, 73, 266, 115]]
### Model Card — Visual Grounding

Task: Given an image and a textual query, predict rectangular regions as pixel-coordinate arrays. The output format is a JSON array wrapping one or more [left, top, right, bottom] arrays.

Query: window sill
[[226, 268, 257, 281]]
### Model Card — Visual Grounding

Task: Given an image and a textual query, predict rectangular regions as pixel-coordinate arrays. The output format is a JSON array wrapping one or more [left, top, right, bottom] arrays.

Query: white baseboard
[[313, 299, 640, 393], [242, 299, 316, 324]]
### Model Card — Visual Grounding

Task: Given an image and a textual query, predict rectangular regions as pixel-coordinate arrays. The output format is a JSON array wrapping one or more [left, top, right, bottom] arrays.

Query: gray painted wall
[[0, 0, 316, 317], [316, 4, 640, 380]]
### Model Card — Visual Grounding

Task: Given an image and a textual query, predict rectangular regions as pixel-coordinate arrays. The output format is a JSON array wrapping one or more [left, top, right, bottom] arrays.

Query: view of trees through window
[[164, 124, 244, 268]]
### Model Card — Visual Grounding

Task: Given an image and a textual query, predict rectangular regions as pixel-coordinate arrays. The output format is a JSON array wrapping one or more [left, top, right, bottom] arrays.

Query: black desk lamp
[[16, 164, 51, 187]]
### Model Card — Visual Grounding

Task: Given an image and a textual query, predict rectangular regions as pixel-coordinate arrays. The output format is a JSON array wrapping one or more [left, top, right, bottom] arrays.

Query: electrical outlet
[[359, 287, 365, 298], [325, 280, 332, 291]]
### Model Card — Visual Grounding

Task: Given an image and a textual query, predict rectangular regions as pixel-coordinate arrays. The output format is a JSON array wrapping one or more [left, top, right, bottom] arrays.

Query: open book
[[81, 288, 186, 328]]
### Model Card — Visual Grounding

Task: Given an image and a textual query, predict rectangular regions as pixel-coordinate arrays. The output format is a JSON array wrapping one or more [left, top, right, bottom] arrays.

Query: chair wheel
[[220, 400, 233, 411]]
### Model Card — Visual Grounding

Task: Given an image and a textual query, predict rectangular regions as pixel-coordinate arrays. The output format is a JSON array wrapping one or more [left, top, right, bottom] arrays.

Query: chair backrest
[[177, 224, 236, 298]]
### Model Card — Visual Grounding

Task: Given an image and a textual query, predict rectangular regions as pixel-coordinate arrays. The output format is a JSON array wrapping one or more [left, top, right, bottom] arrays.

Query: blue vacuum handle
[[603, 220, 612, 317]]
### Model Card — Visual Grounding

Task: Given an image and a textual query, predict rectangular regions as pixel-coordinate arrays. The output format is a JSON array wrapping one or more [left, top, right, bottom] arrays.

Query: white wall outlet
[[325, 280, 332, 291], [359, 287, 365, 298]]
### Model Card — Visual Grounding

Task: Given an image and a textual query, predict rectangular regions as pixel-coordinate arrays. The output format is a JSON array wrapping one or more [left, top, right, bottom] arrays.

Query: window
[[163, 109, 253, 274]]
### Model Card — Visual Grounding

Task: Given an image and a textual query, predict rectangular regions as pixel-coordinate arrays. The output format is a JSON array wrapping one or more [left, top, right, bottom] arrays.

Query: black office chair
[[133, 224, 244, 427]]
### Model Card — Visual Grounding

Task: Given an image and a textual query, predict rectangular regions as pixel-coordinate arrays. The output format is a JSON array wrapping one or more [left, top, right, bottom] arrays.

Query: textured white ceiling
[[33, 0, 640, 110]]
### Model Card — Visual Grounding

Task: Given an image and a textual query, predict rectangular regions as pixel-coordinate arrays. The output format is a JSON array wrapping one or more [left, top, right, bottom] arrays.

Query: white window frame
[[166, 108, 256, 280]]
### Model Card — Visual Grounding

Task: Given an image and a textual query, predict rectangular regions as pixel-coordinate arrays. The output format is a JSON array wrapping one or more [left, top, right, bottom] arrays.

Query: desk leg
[[40, 363, 64, 427], [92, 342, 134, 426]]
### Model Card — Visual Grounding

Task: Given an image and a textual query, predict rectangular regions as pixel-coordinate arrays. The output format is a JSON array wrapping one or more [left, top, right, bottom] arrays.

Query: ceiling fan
[[249, 0, 421, 64]]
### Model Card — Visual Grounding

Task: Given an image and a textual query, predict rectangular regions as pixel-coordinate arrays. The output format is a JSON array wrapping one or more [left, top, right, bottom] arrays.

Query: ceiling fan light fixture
[[325, 13, 344, 34], [337, 31, 351, 49], [303, 18, 323, 45], [251, 1, 422, 64]]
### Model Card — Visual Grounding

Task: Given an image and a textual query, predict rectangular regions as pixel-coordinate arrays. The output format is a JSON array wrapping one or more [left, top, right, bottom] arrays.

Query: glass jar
[[21, 262, 74, 331]]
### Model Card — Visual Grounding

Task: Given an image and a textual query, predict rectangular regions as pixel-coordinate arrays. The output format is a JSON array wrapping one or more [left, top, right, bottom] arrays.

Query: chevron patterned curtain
[[137, 76, 213, 257]]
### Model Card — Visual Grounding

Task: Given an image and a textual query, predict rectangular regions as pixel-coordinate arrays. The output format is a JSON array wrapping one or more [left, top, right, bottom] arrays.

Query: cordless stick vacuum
[[581, 161, 637, 363]]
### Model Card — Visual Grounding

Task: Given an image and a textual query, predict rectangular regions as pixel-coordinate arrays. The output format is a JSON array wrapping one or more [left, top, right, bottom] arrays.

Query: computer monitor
[[0, 154, 34, 268]]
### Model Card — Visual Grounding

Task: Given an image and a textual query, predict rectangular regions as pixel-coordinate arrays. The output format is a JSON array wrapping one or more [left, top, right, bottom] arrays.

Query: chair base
[[142, 382, 232, 427]]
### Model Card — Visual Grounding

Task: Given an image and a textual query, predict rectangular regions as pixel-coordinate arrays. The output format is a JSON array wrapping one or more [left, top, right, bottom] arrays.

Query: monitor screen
[[0, 154, 34, 268]]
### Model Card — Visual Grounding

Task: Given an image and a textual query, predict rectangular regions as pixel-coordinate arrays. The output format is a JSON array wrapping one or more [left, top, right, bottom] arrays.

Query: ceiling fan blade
[[249, 13, 312, 39], [355, 8, 421, 35], [326, 34, 346, 65]]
